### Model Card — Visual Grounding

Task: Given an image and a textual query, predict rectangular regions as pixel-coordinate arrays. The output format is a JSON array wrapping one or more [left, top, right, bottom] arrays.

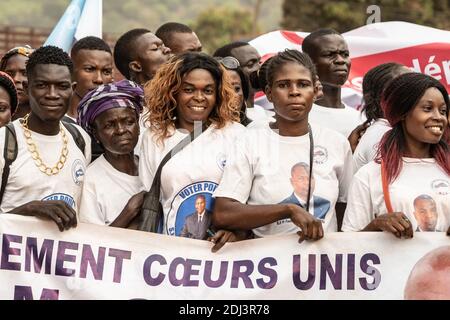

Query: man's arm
[[9, 200, 77, 232]]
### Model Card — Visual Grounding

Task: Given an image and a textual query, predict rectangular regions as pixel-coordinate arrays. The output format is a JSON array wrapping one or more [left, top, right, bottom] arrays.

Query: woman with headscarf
[[0, 45, 33, 120], [78, 79, 146, 227], [0, 71, 18, 127], [343, 73, 450, 236]]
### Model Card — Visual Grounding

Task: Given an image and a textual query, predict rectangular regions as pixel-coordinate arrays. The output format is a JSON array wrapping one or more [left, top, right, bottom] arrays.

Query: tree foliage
[[193, 6, 256, 54], [0, 0, 281, 36], [281, 0, 450, 32]]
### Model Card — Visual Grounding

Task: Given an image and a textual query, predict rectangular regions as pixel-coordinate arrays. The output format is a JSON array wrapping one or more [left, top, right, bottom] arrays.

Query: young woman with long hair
[[139, 52, 245, 250], [343, 73, 450, 236]]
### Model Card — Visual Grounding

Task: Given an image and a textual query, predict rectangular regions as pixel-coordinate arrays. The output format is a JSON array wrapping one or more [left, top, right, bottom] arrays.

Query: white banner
[[250, 21, 450, 109], [0, 214, 449, 300]]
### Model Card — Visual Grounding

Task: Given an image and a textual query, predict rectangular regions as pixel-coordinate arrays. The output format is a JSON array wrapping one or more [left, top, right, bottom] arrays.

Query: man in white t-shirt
[[303, 29, 364, 138], [0, 46, 91, 231], [413, 194, 438, 232]]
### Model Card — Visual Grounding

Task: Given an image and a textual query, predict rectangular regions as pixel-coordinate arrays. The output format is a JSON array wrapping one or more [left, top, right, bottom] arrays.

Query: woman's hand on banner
[[370, 212, 413, 238], [208, 229, 250, 253], [287, 204, 324, 243]]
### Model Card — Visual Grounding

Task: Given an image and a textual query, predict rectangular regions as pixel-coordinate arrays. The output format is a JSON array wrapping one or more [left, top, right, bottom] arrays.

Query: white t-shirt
[[246, 104, 275, 126], [309, 103, 365, 138], [254, 94, 274, 110], [134, 113, 149, 158], [342, 159, 450, 232], [139, 122, 245, 237], [214, 123, 354, 237], [353, 119, 391, 172], [79, 155, 145, 225], [0, 120, 91, 213]]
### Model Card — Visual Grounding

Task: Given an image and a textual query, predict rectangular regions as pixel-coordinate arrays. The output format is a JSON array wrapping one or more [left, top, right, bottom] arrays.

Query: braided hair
[[377, 72, 450, 184], [362, 62, 407, 124], [266, 49, 317, 88]]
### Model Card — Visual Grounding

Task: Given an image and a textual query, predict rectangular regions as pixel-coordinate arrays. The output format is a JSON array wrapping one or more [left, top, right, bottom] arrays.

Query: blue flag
[[44, 0, 86, 52]]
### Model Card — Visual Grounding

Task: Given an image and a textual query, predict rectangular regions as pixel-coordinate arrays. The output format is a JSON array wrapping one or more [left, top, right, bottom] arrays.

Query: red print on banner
[[345, 42, 450, 92], [280, 31, 304, 45]]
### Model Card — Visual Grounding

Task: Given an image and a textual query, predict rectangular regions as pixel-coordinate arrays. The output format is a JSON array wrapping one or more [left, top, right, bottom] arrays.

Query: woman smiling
[[139, 52, 244, 248], [343, 73, 450, 236]]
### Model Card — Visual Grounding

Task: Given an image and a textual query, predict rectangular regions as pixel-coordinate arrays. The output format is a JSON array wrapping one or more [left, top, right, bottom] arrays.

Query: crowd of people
[[0, 22, 449, 261]]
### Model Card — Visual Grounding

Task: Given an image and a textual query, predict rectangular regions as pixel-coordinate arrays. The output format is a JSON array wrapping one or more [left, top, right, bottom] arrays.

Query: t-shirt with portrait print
[[139, 122, 245, 238], [214, 122, 354, 237], [342, 159, 450, 232]]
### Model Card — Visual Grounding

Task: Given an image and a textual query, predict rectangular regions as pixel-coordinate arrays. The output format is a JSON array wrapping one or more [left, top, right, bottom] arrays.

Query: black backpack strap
[[1, 123, 18, 205], [138, 123, 208, 232], [62, 122, 86, 155]]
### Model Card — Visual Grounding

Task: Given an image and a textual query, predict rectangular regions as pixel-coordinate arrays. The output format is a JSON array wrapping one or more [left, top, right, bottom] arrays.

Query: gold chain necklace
[[20, 113, 69, 176]]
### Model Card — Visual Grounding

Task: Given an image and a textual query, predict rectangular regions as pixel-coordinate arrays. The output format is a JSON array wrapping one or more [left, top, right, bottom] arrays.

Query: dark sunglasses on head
[[215, 56, 240, 70]]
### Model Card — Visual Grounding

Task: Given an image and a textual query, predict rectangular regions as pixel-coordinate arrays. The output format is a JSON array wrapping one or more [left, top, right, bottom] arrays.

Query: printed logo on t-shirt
[[42, 193, 75, 208], [372, 141, 380, 152], [72, 159, 85, 186], [431, 179, 450, 196], [216, 153, 227, 171], [169, 181, 218, 239], [313, 146, 328, 164]]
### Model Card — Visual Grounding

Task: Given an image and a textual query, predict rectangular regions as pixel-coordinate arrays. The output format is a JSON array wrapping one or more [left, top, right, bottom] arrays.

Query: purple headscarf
[[77, 79, 144, 135]]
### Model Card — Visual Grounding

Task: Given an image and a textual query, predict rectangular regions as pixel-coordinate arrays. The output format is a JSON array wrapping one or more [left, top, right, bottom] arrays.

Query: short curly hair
[[143, 52, 240, 144], [155, 22, 193, 49], [26, 45, 73, 79], [71, 36, 112, 58], [302, 28, 341, 58], [113, 28, 150, 80]]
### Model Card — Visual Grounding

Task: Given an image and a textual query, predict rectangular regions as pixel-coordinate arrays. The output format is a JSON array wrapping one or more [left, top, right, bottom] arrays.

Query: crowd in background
[[0, 22, 448, 278]]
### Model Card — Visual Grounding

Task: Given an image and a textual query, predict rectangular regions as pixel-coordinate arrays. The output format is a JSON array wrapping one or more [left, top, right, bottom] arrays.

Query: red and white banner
[[1, 214, 449, 300], [250, 21, 450, 109]]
